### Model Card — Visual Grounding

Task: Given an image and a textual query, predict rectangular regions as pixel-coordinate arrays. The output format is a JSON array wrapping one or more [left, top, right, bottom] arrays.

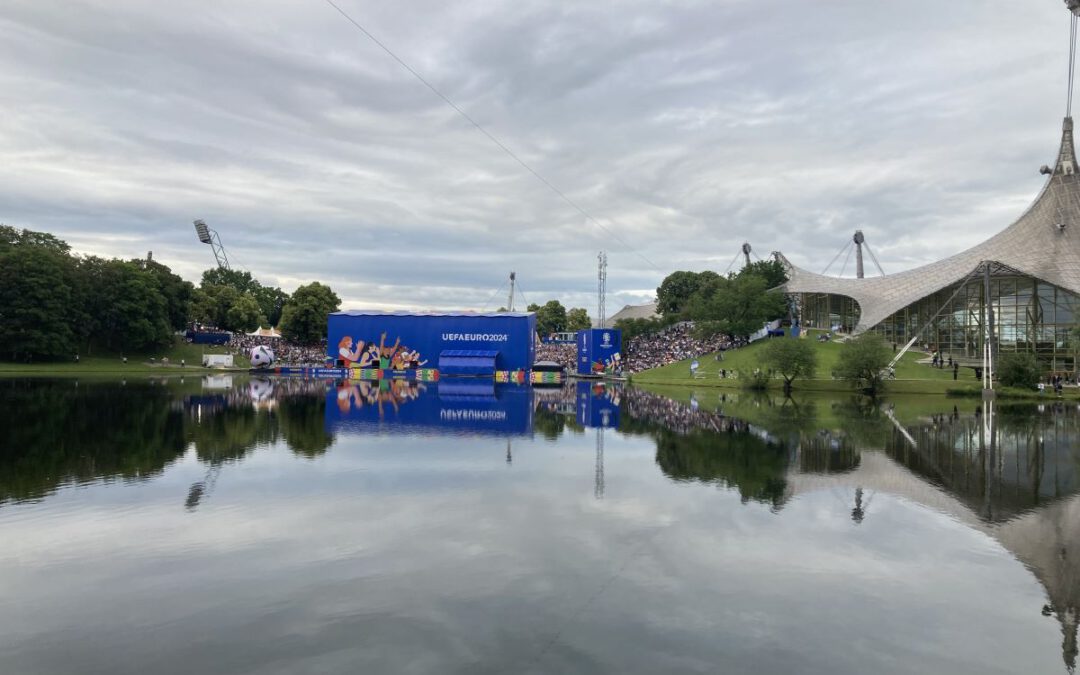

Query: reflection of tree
[[278, 394, 333, 458], [0, 381, 186, 504], [654, 427, 788, 507], [532, 406, 567, 441], [186, 405, 279, 465]]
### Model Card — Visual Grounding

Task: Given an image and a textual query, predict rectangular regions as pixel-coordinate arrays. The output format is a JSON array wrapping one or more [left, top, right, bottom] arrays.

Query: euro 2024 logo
[[601, 332, 612, 348]]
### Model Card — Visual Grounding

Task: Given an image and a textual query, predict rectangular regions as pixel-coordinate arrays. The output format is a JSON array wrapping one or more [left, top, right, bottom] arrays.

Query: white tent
[[245, 326, 282, 339]]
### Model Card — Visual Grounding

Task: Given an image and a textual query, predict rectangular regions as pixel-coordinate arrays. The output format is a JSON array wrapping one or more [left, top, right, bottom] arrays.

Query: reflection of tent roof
[[780, 118, 1080, 332], [246, 326, 281, 338]]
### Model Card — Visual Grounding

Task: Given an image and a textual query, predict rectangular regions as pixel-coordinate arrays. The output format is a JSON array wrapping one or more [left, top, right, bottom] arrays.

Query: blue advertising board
[[325, 381, 534, 436], [576, 328, 623, 376], [327, 311, 536, 376], [575, 381, 621, 429]]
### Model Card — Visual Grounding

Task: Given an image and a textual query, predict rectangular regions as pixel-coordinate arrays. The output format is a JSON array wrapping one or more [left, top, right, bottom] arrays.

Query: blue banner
[[327, 311, 537, 375], [576, 328, 623, 376]]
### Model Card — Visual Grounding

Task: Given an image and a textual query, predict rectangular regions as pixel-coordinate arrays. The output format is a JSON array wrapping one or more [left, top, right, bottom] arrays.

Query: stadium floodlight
[[193, 219, 212, 244], [192, 219, 231, 269]]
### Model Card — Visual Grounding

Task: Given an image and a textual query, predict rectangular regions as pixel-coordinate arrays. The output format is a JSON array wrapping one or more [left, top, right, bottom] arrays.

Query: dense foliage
[[997, 352, 1040, 389], [834, 332, 892, 394], [279, 282, 341, 344], [0, 224, 341, 360], [0, 226, 192, 360], [761, 337, 818, 392], [522, 299, 592, 336]]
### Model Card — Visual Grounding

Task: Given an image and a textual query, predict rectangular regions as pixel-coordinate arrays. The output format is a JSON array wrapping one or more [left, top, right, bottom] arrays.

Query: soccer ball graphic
[[249, 345, 275, 368]]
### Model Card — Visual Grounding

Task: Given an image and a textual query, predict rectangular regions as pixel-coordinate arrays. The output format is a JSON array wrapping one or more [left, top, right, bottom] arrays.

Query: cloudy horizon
[[0, 0, 1074, 315]]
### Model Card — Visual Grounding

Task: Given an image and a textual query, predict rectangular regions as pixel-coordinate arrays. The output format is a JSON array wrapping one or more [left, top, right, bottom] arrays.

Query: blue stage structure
[[327, 310, 536, 380], [575, 328, 623, 376]]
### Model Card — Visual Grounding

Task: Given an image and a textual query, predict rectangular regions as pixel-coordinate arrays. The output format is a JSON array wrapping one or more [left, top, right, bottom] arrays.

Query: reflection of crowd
[[623, 388, 750, 435], [227, 335, 328, 366], [624, 323, 738, 373], [535, 342, 577, 370]]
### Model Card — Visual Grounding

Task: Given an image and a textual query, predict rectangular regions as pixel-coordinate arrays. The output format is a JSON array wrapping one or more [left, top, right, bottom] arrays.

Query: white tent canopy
[[245, 326, 282, 338]]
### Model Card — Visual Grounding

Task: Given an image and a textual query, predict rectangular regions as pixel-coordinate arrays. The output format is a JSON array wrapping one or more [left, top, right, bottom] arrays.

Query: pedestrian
[[74, 353, 79, 364], [953, 362, 959, 380], [180, 359, 185, 368], [122, 356, 127, 364], [947, 355, 953, 368]]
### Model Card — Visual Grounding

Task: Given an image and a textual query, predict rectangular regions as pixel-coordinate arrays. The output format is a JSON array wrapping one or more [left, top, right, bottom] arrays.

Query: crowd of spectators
[[534, 342, 577, 370], [624, 323, 739, 373], [532, 323, 741, 374], [226, 334, 328, 366]]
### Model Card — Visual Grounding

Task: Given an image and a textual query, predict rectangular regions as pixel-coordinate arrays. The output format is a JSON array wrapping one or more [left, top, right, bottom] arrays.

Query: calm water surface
[[1, 376, 1078, 674]]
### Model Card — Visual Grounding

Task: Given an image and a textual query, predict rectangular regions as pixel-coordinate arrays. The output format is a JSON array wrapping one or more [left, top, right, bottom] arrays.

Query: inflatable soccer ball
[[249, 345, 275, 368]]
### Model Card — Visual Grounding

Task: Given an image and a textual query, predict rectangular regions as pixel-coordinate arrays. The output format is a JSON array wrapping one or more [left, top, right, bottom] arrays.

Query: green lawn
[[0, 338, 251, 374], [630, 331, 988, 395]]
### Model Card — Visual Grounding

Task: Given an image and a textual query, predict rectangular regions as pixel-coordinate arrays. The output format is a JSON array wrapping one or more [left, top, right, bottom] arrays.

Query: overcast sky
[[0, 1, 1074, 313]]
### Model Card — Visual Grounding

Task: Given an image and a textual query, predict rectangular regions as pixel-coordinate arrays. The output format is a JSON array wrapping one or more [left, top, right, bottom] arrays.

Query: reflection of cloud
[[0, 429, 1067, 674], [0, 1, 1068, 309]]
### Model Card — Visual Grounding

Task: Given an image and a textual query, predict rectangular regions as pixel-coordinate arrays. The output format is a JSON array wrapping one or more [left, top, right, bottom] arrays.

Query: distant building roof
[[607, 302, 659, 324]]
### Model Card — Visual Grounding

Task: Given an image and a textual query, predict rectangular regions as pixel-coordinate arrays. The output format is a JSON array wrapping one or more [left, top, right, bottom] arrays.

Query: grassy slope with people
[[630, 331, 987, 395], [0, 338, 251, 373]]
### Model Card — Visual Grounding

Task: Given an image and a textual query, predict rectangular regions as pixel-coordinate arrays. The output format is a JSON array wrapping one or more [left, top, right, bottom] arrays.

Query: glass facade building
[[781, 117, 1080, 374]]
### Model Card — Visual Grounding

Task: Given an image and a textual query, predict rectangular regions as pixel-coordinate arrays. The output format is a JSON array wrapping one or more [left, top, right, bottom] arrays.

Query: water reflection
[[4, 378, 1080, 672]]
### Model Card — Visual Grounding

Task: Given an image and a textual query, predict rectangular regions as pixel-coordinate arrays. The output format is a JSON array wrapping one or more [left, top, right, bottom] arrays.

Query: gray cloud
[[0, 0, 1072, 312]]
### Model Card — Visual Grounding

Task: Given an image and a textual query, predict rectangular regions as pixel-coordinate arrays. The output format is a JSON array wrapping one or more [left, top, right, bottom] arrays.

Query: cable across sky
[[320, 0, 662, 273]]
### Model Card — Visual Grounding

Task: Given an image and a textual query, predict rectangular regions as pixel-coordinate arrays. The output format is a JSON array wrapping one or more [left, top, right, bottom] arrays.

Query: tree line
[[0, 226, 340, 361], [615, 259, 790, 342]]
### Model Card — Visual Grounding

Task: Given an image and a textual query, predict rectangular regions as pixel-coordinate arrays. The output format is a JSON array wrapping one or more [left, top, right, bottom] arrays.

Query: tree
[[566, 307, 592, 332], [688, 273, 787, 341], [656, 270, 720, 318], [529, 300, 568, 337], [0, 225, 71, 256], [90, 260, 172, 352], [739, 259, 788, 289], [141, 260, 194, 331], [226, 294, 267, 332], [254, 285, 289, 327], [997, 352, 1040, 389], [189, 284, 241, 329], [761, 337, 817, 393], [200, 268, 261, 296], [835, 332, 892, 394], [0, 246, 74, 360], [279, 282, 340, 343]]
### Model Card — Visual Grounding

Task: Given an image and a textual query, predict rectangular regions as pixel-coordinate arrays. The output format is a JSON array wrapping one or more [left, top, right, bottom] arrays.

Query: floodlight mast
[[192, 219, 230, 270]]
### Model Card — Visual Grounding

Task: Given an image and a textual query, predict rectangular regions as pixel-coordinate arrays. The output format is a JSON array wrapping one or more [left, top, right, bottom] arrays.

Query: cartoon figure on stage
[[338, 336, 365, 367]]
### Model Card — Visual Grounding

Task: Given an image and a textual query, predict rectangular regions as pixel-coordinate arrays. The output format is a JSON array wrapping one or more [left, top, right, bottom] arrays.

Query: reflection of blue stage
[[576, 381, 621, 429], [326, 381, 534, 436]]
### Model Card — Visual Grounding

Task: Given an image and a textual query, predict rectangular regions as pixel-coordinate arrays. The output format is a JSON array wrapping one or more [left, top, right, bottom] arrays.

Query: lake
[[1, 376, 1077, 674]]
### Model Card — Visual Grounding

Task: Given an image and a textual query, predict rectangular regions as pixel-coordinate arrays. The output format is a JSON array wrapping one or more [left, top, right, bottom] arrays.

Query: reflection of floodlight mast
[[192, 219, 230, 269]]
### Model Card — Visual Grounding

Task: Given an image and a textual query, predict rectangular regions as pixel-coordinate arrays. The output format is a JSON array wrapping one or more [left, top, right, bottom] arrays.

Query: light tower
[[193, 220, 230, 270], [597, 251, 607, 328], [507, 271, 517, 312]]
